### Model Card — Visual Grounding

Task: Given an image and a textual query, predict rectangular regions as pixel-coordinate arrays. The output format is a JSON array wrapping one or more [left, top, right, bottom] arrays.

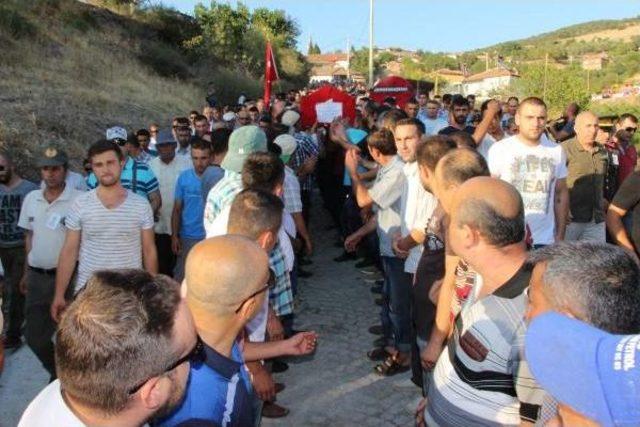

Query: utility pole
[[587, 69, 591, 93], [485, 52, 489, 71], [369, 0, 374, 87], [347, 36, 351, 79], [543, 52, 549, 102]]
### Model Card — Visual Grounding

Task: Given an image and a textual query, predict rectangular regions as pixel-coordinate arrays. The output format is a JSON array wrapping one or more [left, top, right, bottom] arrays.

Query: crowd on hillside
[[1, 84, 639, 427]]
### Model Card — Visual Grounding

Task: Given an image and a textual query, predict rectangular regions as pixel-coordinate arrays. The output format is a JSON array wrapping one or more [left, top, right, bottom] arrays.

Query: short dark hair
[[194, 114, 208, 124], [416, 135, 456, 171], [507, 96, 519, 104], [619, 113, 638, 124], [367, 129, 397, 156], [136, 129, 150, 138], [228, 189, 284, 240], [56, 270, 181, 413], [175, 117, 191, 128], [442, 94, 452, 103], [248, 106, 259, 113], [456, 192, 525, 247], [448, 131, 477, 149], [189, 110, 199, 116], [210, 129, 230, 155], [88, 139, 124, 162], [379, 109, 408, 132], [438, 148, 490, 187], [190, 138, 211, 152], [241, 152, 285, 193], [406, 97, 418, 105], [467, 94, 476, 101], [529, 242, 640, 334], [518, 97, 547, 113], [395, 118, 425, 136], [450, 95, 470, 110]]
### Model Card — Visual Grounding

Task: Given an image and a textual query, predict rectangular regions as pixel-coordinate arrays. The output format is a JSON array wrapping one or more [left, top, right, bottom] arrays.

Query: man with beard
[[17, 147, 82, 379], [0, 152, 38, 349], [20, 270, 198, 427], [51, 140, 158, 322], [438, 96, 476, 136]]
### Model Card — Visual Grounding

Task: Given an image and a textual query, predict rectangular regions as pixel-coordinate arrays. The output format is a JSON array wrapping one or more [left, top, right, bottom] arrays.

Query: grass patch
[[0, 5, 36, 38]]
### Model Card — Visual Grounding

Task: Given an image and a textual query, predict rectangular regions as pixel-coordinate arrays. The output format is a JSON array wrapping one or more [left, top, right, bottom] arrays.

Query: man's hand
[[344, 149, 360, 176], [18, 275, 27, 295], [266, 314, 285, 342], [415, 398, 428, 427], [392, 234, 409, 259], [50, 296, 67, 323], [283, 331, 317, 356], [486, 99, 501, 117], [171, 235, 182, 255], [345, 232, 362, 253], [421, 339, 443, 371], [251, 364, 276, 402]]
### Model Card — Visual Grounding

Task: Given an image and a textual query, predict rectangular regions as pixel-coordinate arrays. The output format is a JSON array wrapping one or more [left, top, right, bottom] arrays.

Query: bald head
[[574, 111, 599, 145], [435, 148, 489, 189], [185, 235, 270, 316], [452, 177, 525, 247]]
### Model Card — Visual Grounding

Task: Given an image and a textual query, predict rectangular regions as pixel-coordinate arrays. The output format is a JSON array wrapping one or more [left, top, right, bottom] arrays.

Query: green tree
[[194, 1, 250, 65], [251, 7, 299, 49]]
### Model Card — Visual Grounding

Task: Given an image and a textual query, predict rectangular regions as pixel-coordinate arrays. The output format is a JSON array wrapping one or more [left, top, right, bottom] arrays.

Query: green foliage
[[307, 42, 321, 55], [251, 7, 299, 49], [138, 6, 200, 50], [60, 7, 97, 33], [0, 2, 36, 38], [512, 64, 591, 116], [138, 40, 192, 78], [350, 47, 381, 78], [194, 2, 250, 65]]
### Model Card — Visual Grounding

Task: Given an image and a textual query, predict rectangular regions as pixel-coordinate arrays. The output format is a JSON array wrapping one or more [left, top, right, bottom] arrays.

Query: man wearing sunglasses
[[20, 269, 198, 427], [606, 113, 639, 187], [157, 236, 316, 427]]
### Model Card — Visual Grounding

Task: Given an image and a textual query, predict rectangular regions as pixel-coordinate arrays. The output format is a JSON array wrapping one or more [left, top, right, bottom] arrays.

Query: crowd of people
[[0, 83, 639, 426]]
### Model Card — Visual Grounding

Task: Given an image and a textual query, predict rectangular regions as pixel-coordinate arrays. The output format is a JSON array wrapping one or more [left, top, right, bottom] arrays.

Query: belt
[[28, 266, 57, 276]]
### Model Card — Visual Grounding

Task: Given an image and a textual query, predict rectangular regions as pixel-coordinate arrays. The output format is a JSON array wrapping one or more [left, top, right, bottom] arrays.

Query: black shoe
[[333, 252, 357, 263], [370, 285, 383, 294], [355, 258, 374, 269], [375, 297, 383, 306], [271, 359, 289, 373], [3, 336, 22, 350], [368, 324, 383, 335], [298, 269, 313, 278], [373, 336, 387, 347]]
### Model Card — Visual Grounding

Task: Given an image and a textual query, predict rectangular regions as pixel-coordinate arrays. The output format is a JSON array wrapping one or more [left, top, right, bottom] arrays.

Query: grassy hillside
[[0, 0, 209, 176]]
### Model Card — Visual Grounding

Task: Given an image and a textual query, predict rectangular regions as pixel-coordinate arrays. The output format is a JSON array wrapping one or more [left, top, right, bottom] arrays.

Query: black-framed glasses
[[234, 269, 276, 313], [625, 126, 637, 134], [112, 139, 127, 147], [127, 338, 203, 395]]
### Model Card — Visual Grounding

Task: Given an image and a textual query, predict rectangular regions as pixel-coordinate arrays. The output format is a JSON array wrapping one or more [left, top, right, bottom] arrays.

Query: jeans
[[173, 237, 202, 283], [380, 256, 412, 353], [0, 246, 26, 341], [565, 220, 606, 242]]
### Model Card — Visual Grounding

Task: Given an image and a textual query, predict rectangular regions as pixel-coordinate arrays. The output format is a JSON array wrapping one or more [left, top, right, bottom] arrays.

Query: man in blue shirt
[[171, 139, 210, 282], [87, 126, 160, 214], [156, 236, 317, 427]]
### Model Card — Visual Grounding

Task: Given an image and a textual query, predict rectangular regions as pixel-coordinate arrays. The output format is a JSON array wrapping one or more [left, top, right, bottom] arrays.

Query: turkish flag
[[263, 42, 279, 106], [299, 84, 356, 129], [370, 75, 415, 108]]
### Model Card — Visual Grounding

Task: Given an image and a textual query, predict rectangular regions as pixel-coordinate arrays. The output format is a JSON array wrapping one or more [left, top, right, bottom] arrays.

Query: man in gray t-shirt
[[51, 141, 158, 322], [0, 152, 38, 348], [344, 129, 411, 376]]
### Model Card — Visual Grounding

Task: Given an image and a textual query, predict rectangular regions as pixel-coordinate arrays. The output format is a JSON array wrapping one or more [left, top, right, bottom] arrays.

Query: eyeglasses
[[625, 127, 637, 134], [127, 338, 203, 395], [112, 139, 127, 147], [234, 269, 276, 313]]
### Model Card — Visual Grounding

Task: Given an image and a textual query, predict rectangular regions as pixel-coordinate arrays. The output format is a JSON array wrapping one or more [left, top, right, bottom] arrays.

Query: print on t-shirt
[[509, 154, 557, 214]]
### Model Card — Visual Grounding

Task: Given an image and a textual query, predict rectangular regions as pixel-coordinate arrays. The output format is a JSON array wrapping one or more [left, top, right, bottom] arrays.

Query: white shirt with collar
[[18, 185, 83, 269], [149, 156, 192, 235]]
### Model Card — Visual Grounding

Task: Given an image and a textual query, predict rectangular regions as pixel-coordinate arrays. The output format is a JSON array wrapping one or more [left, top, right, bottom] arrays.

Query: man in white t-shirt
[[20, 270, 197, 427], [51, 140, 158, 322], [488, 97, 569, 247]]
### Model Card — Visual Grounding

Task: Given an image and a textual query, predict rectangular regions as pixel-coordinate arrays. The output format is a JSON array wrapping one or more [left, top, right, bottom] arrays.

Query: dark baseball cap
[[37, 146, 68, 168]]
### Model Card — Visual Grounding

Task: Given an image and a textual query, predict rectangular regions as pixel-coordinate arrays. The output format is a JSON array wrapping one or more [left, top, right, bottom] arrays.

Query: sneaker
[[364, 275, 383, 283], [262, 402, 290, 418], [368, 324, 383, 335]]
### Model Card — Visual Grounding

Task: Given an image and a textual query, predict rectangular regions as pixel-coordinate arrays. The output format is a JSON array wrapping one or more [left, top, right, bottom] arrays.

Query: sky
[[164, 0, 640, 53]]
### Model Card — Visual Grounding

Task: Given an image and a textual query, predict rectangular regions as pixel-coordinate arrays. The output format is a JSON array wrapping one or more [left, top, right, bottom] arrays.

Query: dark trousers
[[0, 246, 26, 341], [24, 269, 58, 378], [155, 233, 175, 277], [301, 189, 312, 227], [380, 256, 413, 353]]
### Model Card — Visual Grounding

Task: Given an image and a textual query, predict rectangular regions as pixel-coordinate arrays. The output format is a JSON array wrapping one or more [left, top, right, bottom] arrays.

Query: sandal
[[367, 347, 389, 361], [374, 354, 411, 376]]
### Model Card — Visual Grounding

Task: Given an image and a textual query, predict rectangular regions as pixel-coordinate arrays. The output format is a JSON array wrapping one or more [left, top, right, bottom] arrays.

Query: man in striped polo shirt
[[421, 176, 543, 426], [51, 140, 158, 322]]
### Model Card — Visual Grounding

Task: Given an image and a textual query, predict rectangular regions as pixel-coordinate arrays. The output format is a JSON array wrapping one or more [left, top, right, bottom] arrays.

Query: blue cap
[[525, 312, 640, 427]]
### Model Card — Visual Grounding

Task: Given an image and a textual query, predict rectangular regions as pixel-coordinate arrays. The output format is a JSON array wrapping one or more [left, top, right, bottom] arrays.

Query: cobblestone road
[[0, 206, 422, 427]]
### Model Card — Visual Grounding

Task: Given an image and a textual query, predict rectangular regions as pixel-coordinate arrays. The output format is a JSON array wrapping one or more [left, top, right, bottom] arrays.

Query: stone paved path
[[0, 205, 422, 427]]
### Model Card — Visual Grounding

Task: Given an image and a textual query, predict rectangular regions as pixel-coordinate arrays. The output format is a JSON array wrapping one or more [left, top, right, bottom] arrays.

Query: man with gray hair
[[561, 112, 608, 242], [526, 241, 640, 425]]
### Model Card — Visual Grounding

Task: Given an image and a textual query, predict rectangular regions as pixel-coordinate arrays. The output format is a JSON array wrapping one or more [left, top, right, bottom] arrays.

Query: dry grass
[[0, 0, 202, 178]]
